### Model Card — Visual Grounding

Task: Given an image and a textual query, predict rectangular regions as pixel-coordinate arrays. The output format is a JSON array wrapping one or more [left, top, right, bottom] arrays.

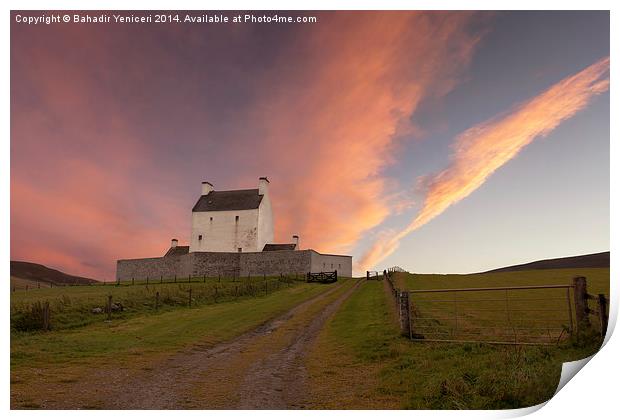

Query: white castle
[[117, 177, 351, 279], [190, 177, 283, 253]]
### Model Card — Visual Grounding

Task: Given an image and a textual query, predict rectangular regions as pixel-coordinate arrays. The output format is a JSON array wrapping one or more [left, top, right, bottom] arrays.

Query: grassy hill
[[483, 251, 609, 273], [10, 261, 99, 289]]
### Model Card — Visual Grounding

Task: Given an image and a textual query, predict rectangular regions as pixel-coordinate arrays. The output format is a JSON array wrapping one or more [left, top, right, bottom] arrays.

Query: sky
[[10, 11, 609, 280]]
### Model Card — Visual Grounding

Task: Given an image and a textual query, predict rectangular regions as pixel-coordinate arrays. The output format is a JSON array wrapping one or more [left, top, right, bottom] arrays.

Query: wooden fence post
[[107, 295, 112, 321], [42, 301, 50, 331], [573, 276, 590, 332], [366, 271, 369, 281], [155, 291, 160, 310], [203, 275, 206, 283], [175, 274, 177, 283], [146, 276, 149, 286], [132, 277, 134, 286], [598, 294, 608, 339], [161, 275, 163, 284], [399, 291, 412, 338], [189, 288, 192, 307]]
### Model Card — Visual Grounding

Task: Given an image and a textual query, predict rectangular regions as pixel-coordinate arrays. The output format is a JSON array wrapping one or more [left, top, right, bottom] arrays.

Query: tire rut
[[101, 280, 355, 409], [235, 279, 361, 409]]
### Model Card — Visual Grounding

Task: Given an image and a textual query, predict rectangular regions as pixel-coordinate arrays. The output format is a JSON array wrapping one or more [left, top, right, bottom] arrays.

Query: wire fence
[[383, 269, 608, 345]]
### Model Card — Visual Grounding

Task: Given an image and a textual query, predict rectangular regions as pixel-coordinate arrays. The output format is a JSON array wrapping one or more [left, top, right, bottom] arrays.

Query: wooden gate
[[307, 271, 338, 284]]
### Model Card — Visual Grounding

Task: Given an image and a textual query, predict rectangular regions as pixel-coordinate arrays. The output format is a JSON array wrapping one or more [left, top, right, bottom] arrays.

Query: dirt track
[[97, 279, 360, 409]]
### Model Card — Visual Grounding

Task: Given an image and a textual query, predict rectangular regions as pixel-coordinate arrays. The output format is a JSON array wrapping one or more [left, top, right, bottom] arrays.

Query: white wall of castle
[[257, 190, 274, 252], [190, 208, 260, 252]]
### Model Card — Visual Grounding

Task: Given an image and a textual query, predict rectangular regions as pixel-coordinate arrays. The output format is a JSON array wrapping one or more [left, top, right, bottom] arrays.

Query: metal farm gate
[[406, 284, 574, 345], [385, 271, 608, 345]]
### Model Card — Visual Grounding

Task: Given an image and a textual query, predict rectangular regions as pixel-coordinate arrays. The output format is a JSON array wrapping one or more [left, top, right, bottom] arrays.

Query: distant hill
[[484, 251, 610, 273], [10, 261, 100, 288]]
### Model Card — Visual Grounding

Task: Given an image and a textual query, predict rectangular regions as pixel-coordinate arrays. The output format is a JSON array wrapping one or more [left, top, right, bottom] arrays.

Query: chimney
[[292, 235, 299, 250], [258, 177, 269, 195], [171, 238, 178, 248], [202, 181, 214, 195]]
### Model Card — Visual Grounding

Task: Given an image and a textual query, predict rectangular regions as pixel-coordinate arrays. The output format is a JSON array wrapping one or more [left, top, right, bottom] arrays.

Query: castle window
[[198, 235, 203, 241], [210, 217, 213, 221], [235, 215, 239, 222]]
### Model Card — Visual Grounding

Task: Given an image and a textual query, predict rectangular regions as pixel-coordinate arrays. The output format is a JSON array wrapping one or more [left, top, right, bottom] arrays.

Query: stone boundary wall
[[239, 250, 312, 277], [116, 249, 352, 281], [116, 255, 190, 281]]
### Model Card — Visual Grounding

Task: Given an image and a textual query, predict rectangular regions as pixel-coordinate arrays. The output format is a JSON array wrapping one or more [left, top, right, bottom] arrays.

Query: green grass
[[10, 275, 298, 331], [308, 270, 608, 409], [10, 280, 346, 371], [395, 269, 609, 343], [10, 276, 52, 290]]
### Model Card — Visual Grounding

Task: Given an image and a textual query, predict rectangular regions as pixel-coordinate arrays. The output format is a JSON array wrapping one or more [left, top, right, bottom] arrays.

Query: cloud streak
[[11, 12, 488, 279], [358, 56, 610, 270], [246, 12, 486, 255]]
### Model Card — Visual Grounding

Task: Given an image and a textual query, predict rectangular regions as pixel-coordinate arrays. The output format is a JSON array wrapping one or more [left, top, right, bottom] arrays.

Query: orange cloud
[[248, 12, 486, 254], [358, 56, 610, 270], [11, 12, 488, 279]]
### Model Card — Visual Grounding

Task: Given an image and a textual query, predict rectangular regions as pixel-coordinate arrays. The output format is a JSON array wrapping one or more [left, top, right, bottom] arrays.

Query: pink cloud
[[357, 56, 610, 270]]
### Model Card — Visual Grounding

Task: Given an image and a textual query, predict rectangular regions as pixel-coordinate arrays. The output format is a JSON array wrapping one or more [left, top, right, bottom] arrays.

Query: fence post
[[42, 301, 50, 331], [132, 277, 134, 286], [598, 294, 608, 339], [155, 291, 160, 310], [572, 276, 590, 332], [175, 274, 177, 283], [398, 291, 412, 338], [107, 295, 112, 321], [146, 276, 149, 286], [366, 271, 369, 281], [203, 274, 206, 283], [189, 288, 192, 307], [161, 275, 163, 284]]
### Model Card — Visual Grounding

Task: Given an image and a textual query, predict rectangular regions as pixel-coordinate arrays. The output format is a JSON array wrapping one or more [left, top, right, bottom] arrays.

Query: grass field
[[307, 269, 608, 409], [10, 276, 52, 290], [11, 279, 349, 408], [11, 275, 298, 331], [395, 268, 610, 344]]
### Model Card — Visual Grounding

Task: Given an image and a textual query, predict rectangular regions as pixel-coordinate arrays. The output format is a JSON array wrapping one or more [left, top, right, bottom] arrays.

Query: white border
[[3, 1, 616, 419]]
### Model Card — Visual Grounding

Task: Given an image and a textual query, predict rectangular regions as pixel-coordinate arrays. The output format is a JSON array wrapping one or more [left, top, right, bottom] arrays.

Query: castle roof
[[262, 243, 297, 251], [164, 245, 190, 257], [192, 189, 263, 212]]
